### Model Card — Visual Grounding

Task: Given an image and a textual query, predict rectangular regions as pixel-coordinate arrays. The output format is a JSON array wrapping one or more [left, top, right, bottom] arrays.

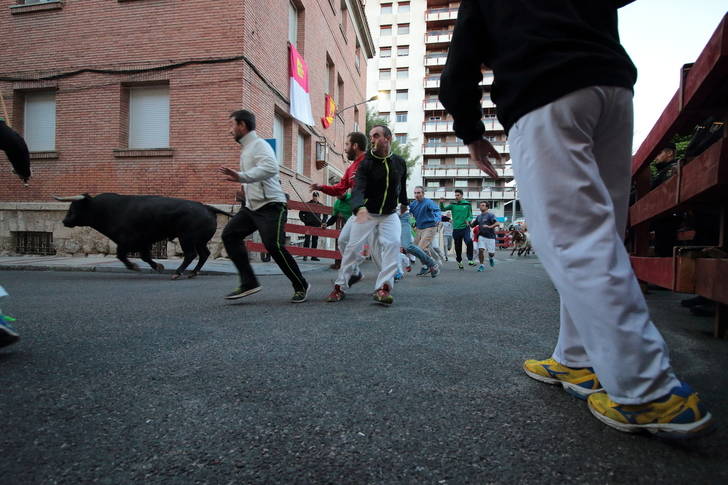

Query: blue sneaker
[[477, 265, 485, 272], [417, 266, 430, 277], [429, 265, 440, 278], [489, 257, 495, 267], [0, 315, 20, 348], [394, 271, 404, 282], [588, 381, 715, 439]]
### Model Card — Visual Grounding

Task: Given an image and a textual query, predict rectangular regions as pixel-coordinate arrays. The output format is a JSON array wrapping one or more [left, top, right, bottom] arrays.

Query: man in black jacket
[[299, 191, 323, 261], [327, 125, 408, 305], [439, 1, 712, 438]]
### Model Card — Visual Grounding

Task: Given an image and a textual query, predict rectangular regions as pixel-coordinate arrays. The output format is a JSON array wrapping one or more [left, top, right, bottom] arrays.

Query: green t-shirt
[[440, 199, 473, 229], [333, 193, 353, 220]]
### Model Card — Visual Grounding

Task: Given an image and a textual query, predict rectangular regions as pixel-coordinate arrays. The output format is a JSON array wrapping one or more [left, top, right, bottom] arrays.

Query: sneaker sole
[[224, 286, 261, 300], [587, 403, 716, 439], [523, 365, 602, 400], [0, 333, 19, 348]]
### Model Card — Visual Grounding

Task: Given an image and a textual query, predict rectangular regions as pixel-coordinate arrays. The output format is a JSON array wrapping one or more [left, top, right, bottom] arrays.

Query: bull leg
[[172, 239, 197, 280], [116, 246, 139, 271], [139, 248, 164, 273], [187, 242, 211, 279]]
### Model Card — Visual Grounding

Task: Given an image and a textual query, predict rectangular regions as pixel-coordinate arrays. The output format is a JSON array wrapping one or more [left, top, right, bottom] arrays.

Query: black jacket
[[439, 0, 637, 140], [299, 200, 323, 226], [350, 151, 408, 215]]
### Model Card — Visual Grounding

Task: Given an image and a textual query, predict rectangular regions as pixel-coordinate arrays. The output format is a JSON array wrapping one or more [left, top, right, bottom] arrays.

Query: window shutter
[[24, 91, 56, 151], [129, 86, 169, 149]]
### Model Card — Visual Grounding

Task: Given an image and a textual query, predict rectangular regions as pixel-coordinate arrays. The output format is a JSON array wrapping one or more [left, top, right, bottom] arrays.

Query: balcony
[[424, 186, 517, 201], [422, 164, 514, 178], [423, 141, 510, 156], [423, 120, 453, 133], [425, 30, 453, 46], [424, 74, 494, 89], [425, 7, 458, 23], [424, 53, 448, 67], [423, 97, 495, 111]]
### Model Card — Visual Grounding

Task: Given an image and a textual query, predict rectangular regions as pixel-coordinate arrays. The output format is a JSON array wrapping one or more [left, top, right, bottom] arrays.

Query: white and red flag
[[288, 44, 314, 126]]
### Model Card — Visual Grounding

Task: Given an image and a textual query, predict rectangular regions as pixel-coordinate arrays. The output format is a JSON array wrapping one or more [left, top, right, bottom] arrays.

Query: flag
[[288, 44, 314, 126], [321, 94, 336, 129]]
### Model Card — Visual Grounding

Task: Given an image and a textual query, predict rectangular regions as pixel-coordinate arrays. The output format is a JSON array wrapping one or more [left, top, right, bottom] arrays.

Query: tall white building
[[365, 0, 520, 221]]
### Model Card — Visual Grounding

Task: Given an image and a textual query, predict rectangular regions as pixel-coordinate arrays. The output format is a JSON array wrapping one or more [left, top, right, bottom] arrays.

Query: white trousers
[[335, 213, 401, 291], [509, 86, 679, 404], [337, 215, 363, 275]]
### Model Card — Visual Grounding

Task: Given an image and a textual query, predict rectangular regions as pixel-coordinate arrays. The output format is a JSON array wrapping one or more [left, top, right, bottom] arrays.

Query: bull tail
[[206, 205, 233, 217]]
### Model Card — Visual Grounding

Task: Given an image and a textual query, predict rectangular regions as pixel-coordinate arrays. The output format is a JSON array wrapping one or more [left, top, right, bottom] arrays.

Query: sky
[[618, 1, 727, 152]]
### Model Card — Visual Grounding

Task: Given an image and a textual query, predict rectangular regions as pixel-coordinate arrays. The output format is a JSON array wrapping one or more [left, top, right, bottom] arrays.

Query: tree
[[366, 108, 420, 176]]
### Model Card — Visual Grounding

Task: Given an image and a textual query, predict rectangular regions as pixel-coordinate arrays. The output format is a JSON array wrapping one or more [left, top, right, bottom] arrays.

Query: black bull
[[55, 193, 230, 279], [0, 119, 31, 183]]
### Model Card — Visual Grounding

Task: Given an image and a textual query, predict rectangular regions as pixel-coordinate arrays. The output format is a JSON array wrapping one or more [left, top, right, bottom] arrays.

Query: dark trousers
[[452, 227, 474, 262], [222, 202, 307, 291], [303, 233, 319, 249]]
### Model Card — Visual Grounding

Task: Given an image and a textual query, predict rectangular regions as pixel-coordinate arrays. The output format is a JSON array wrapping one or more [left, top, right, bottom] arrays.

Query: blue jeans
[[452, 227, 474, 262], [405, 244, 436, 268]]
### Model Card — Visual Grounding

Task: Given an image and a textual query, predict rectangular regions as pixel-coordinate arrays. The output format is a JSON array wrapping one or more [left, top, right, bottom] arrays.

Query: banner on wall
[[288, 44, 315, 126], [321, 94, 336, 129]]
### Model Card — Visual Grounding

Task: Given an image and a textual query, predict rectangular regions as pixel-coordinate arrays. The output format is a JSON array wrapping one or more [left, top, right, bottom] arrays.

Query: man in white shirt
[[217, 110, 310, 303]]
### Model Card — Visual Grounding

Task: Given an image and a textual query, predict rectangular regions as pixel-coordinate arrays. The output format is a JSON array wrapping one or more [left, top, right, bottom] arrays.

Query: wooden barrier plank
[[246, 241, 341, 260], [629, 174, 680, 226], [285, 224, 340, 238], [695, 258, 728, 305], [679, 139, 728, 203], [287, 200, 333, 215], [630, 256, 674, 289]]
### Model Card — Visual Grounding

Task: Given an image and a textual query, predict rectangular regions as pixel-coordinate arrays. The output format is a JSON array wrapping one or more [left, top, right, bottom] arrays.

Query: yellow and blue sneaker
[[587, 382, 714, 439], [523, 358, 602, 399]]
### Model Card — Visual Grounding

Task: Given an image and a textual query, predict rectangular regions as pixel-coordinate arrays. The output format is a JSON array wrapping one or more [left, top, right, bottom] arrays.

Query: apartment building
[[366, 0, 518, 220], [0, 0, 374, 256]]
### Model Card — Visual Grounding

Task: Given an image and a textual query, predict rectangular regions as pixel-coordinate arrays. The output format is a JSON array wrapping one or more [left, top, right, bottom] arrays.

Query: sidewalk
[[0, 255, 331, 277]]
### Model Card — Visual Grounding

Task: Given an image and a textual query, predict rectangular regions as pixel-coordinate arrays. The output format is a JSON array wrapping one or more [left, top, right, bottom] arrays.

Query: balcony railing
[[423, 141, 510, 155], [424, 186, 517, 201], [423, 97, 495, 110], [424, 74, 494, 89], [424, 53, 448, 67], [422, 164, 514, 178], [425, 31, 453, 44], [425, 7, 458, 22]]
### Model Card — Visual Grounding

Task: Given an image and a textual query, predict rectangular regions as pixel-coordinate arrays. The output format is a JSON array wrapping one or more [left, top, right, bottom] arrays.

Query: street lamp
[[335, 94, 378, 119]]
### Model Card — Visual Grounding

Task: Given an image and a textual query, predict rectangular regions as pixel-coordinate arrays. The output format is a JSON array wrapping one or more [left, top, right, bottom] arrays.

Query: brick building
[[0, 0, 374, 257]]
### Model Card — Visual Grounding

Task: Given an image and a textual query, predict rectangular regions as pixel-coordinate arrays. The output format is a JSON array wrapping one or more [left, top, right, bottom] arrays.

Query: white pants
[[335, 213, 401, 291], [509, 86, 678, 404], [477, 237, 496, 253], [337, 215, 362, 275]]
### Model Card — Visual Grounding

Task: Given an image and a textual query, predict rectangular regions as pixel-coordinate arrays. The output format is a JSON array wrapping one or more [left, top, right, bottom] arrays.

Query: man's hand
[[439, 197, 446, 204], [356, 207, 370, 224], [467, 138, 502, 178], [310, 183, 322, 192], [217, 166, 241, 182], [399, 204, 408, 215]]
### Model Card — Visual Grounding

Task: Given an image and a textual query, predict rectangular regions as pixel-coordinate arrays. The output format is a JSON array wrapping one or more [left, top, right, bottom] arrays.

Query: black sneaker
[[224, 284, 261, 300], [292, 282, 311, 303], [347, 271, 364, 287], [311, 257, 320, 261]]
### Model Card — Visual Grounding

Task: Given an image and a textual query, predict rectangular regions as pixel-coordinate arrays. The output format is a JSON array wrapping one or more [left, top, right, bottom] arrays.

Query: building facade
[[0, 0, 374, 257], [366, 0, 518, 220]]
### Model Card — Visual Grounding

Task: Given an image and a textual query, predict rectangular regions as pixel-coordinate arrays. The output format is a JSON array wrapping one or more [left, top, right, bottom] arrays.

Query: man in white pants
[[439, 0, 713, 438], [472, 201, 498, 271], [328, 125, 408, 306]]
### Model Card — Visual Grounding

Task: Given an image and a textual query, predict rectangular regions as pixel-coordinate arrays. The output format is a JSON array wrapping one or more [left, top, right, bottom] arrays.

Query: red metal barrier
[[244, 200, 342, 259]]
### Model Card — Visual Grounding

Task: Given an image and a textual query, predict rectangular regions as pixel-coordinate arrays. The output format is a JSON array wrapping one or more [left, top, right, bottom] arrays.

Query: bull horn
[[52, 194, 87, 201]]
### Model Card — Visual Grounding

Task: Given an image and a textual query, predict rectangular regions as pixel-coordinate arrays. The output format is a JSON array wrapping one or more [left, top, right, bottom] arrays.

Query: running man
[[439, 0, 713, 437], [217, 109, 309, 303], [471, 202, 499, 271], [440, 189, 475, 269], [329, 125, 408, 305], [409, 186, 441, 277]]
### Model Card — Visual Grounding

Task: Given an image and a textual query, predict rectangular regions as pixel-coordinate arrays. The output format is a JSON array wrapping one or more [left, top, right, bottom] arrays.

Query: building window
[[337, 75, 344, 108], [426, 181, 440, 188], [455, 157, 469, 165], [395, 112, 407, 123], [395, 133, 407, 144], [397, 24, 409, 35], [340, 0, 349, 38], [129, 86, 169, 149], [23, 91, 56, 152], [429, 116, 441, 121], [380, 25, 392, 36], [454, 179, 468, 187], [378, 112, 391, 121], [380, 47, 392, 58], [273, 113, 286, 166], [353, 106, 360, 132], [396, 68, 409, 80], [355, 42, 361, 72], [381, 3, 392, 14], [325, 55, 335, 95], [288, 1, 298, 46], [398, 2, 410, 14], [427, 158, 441, 167], [397, 46, 409, 57], [395, 89, 408, 102], [296, 131, 306, 174], [379, 69, 391, 81]]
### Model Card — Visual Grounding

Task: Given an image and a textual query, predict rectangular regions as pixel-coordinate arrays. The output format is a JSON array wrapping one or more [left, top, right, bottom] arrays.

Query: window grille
[[129, 240, 168, 259], [14, 231, 56, 256]]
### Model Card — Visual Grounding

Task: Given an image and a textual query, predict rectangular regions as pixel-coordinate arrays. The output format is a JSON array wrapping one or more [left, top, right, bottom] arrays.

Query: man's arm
[[398, 159, 409, 208], [430, 200, 441, 222], [349, 159, 370, 213], [439, 201, 452, 211], [439, 1, 487, 145], [313, 165, 352, 196]]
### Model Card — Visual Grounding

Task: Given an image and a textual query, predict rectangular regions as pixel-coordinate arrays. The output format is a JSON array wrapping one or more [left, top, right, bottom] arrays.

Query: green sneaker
[[523, 357, 602, 399], [457, 262, 464, 270], [291, 282, 311, 303], [588, 382, 714, 439], [373, 284, 393, 306]]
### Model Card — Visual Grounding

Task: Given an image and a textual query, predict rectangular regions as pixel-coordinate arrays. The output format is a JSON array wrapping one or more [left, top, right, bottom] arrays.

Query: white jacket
[[235, 131, 287, 211]]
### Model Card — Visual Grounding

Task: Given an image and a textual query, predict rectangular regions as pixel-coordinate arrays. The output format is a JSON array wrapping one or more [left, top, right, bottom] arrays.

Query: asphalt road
[[1, 256, 726, 484]]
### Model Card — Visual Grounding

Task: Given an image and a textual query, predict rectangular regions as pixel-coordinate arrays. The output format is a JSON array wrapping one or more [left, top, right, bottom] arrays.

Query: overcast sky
[[618, 1, 727, 152]]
